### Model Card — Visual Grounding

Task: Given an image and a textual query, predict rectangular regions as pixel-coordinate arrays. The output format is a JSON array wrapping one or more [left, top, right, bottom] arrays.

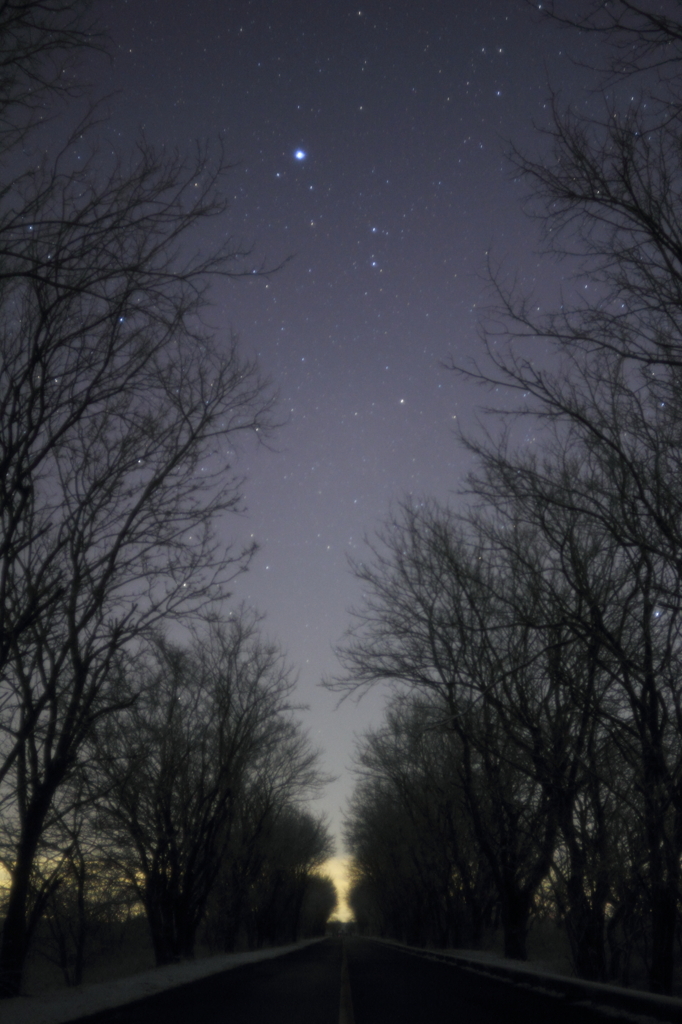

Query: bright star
[[294, 149, 306, 160]]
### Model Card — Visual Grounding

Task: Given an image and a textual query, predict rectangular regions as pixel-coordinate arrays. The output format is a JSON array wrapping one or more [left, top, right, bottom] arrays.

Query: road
[[344, 938, 609, 1023], [71, 937, 619, 1024]]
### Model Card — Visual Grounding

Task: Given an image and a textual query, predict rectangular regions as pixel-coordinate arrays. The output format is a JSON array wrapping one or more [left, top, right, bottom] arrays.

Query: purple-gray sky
[[94, 0, 588, 848]]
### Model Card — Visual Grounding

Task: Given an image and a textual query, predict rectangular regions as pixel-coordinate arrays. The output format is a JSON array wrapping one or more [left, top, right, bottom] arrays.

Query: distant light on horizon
[[321, 855, 353, 922]]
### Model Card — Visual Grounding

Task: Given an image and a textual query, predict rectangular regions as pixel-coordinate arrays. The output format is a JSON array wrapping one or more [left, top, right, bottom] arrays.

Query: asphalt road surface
[[344, 938, 610, 1023], [72, 940, 341, 1024], [72, 937, 618, 1024]]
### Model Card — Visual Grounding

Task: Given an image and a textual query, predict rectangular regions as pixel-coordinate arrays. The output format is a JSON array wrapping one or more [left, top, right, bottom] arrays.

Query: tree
[[333, 503, 566, 959], [448, 0, 682, 992], [529, 1, 682, 84], [346, 699, 495, 949], [205, 737, 334, 952], [30, 792, 133, 989], [346, 775, 423, 943], [299, 874, 337, 938], [0, 1, 97, 149], [463, 415, 682, 989], [0, 1, 276, 996], [93, 611, 324, 966], [335, 498, 664, 973], [245, 807, 334, 948]]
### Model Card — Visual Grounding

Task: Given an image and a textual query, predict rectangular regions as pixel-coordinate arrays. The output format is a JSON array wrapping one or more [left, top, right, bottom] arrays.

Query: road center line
[[339, 942, 356, 1024]]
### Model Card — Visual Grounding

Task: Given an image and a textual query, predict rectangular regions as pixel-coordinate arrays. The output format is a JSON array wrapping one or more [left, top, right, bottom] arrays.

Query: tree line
[[0, 0, 334, 996], [334, 1, 682, 997], [21, 613, 335, 987]]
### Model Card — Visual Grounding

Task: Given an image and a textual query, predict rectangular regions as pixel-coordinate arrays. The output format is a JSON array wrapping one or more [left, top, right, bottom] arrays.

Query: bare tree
[[333, 503, 568, 959], [530, 1, 682, 84], [345, 776, 424, 943], [442, 0, 682, 994], [245, 807, 334, 948], [346, 699, 495, 949], [32, 796, 133, 989], [0, 0, 98, 147], [299, 874, 337, 938], [94, 612, 326, 966], [0, 1, 278, 996], [466, 420, 682, 989], [204, 717, 334, 952], [0, 166, 275, 991], [335, 497, 665, 973]]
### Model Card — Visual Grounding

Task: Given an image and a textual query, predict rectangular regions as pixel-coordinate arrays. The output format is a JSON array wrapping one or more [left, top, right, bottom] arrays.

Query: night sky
[[93, 0, 588, 874]]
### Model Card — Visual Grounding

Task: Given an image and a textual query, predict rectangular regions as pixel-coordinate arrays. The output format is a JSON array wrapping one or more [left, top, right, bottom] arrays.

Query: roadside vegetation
[[0, 0, 335, 996], [335, 1, 682, 997]]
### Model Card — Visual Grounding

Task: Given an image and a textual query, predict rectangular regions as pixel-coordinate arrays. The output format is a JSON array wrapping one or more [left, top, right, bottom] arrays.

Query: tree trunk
[[562, 855, 609, 982], [145, 896, 181, 966], [649, 884, 677, 995], [145, 886, 201, 965], [500, 887, 530, 960], [641, 703, 679, 996], [564, 897, 606, 982], [0, 793, 53, 996]]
